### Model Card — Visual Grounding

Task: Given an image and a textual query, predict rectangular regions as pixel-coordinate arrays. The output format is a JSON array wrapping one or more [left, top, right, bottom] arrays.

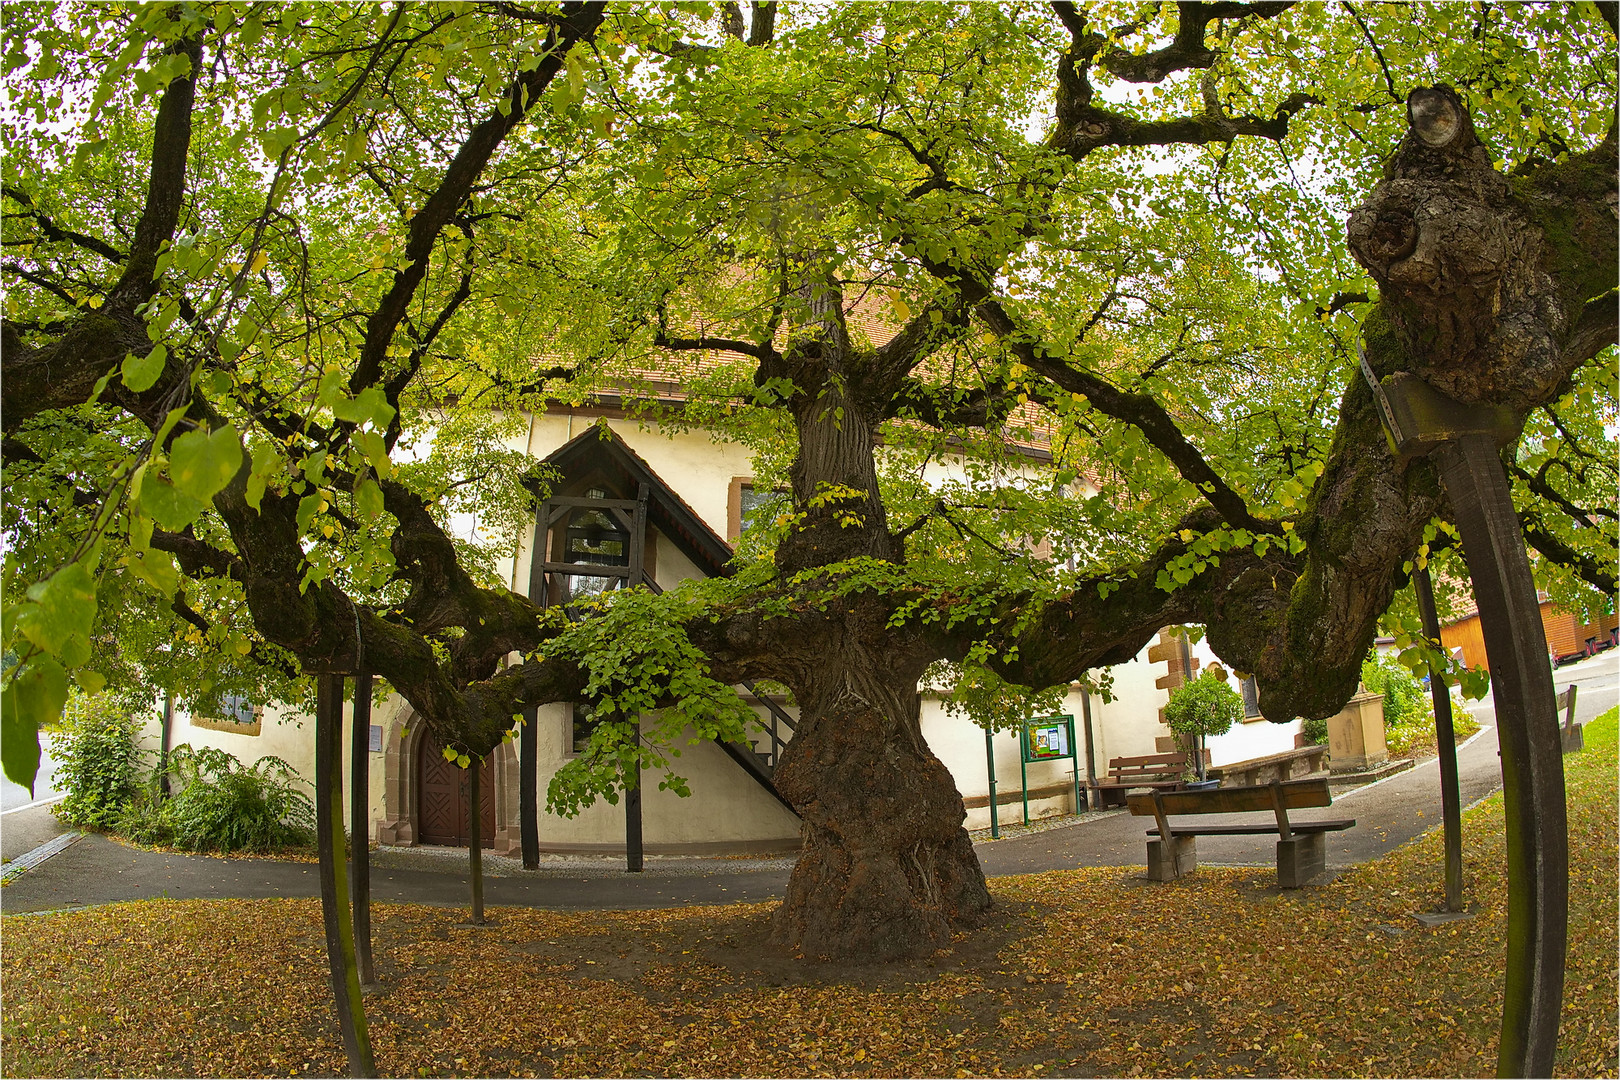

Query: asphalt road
[[0, 745, 62, 812], [2, 652, 1614, 915]]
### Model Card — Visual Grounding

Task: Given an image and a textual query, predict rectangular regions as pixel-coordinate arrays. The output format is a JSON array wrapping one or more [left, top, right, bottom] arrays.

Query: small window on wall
[[191, 692, 262, 735], [739, 484, 775, 533], [571, 703, 602, 755], [730, 478, 789, 540], [1239, 675, 1262, 719]]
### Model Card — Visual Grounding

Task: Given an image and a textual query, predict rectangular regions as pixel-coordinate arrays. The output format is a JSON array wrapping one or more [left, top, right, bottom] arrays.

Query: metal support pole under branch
[[1363, 357, 1567, 1078], [1413, 566, 1465, 915]]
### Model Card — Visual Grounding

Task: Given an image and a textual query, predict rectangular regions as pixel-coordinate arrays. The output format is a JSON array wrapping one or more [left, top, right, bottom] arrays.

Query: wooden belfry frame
[[520, 482, 653, 872], [532, 485, 651, 605]]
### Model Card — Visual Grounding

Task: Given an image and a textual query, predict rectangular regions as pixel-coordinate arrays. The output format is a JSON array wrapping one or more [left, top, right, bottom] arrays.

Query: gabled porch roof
[[528, 425, 737, 580]]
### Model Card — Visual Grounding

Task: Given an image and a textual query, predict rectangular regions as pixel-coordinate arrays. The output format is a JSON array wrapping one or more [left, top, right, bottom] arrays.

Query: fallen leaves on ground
[[4, 711, 1615, 1079]]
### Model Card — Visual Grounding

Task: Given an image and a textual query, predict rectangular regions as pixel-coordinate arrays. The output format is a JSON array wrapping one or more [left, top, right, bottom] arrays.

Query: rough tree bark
[[738, 287, 995, 958], [1347, 87, 1617, 410], [766, 601, 991, 960]]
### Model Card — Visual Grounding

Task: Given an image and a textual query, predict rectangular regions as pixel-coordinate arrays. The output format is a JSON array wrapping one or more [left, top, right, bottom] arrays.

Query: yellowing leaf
[[120, 344, 167, 393], [169, 424, 244, 504]]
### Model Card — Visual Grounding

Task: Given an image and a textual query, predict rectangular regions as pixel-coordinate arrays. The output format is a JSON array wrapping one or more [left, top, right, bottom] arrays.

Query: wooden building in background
[[1440, 593, 1618, 670]]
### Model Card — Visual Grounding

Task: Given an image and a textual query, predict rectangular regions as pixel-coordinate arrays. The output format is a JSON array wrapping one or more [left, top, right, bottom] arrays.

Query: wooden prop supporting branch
[[625, 738, 644, 873], [349, 672, 376, 987], [467, 759, 488, 925], [1413, 566, 1465, 914], [315, 675, 375, 1077], [1364, 365, 1568, 1077], [1433, 434, 1568, 1078], [520, 706, 540, 870], [158, 693, 173, 798]]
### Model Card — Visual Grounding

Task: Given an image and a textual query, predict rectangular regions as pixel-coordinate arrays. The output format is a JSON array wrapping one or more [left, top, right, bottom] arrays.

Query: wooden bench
[[1206, 744, 1329, 788], [1558, 684, 1582, 754], [1093, 750, 1205, 808], [1126, 778, 1356, 888]]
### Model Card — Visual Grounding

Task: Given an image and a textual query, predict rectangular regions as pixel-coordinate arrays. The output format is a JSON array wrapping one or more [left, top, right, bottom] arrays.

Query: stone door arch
[[378, 712, 519, 854]]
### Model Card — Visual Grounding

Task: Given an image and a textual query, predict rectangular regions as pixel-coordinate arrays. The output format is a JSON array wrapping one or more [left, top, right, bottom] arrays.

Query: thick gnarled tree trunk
[[743, 282, 995, 960], [767, 606, 990, 961]]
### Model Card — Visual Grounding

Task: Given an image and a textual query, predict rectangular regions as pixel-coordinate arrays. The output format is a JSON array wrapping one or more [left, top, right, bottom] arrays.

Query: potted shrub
[[1164, 670, 1244, 785]]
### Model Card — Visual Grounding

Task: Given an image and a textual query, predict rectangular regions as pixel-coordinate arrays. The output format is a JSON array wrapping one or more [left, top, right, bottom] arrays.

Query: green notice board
[[1015, 714, 1082, 822], [1022, 715, 1075, 763]]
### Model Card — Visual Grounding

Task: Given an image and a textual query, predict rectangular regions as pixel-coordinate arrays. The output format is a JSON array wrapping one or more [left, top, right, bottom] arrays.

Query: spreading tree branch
[[746, 2, 777, 47], [1098, 1, 1294, 84], [2, 31, 204, 433], [720, 2, 745, 41], [1509, 461, 1616, 525], [1049, 1, 1312, 162], [2, 263, 84, 310], [974, 297, 1272, 534], [2, 186, 126, 262], [884, 378, 1010, 429], [653, 328, 778, 362], [149, 528, 245, 581], [1520, 516, 1617, 595], [349, 2, 606, 395], [108, 32, 206, 309], [870, 297, 972, 384], [1343, 1, 1402, 104]]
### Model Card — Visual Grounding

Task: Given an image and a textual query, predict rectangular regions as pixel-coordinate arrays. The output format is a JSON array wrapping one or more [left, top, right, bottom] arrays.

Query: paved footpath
[[3, 654, 1614, 915]]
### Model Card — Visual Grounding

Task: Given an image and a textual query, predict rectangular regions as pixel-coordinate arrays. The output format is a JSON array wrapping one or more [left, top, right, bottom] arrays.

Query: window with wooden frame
[[728, 476, 790, 542], [190, 692, 263, 736]]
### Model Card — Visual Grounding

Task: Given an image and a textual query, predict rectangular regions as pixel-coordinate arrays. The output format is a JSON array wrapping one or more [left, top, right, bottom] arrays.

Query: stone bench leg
[[1146, 836, 1197, 881], [1276, 832, 1326, 888]]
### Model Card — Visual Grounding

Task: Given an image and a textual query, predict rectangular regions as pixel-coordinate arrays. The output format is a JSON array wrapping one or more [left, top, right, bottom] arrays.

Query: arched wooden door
[[417, 731, 495, 847]]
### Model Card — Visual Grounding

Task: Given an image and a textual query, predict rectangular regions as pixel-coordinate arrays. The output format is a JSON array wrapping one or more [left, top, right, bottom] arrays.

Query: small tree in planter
[[1164, 671, 1244, 783]]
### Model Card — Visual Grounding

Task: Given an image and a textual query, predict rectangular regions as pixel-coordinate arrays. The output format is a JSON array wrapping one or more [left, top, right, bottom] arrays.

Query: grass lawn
[[3, 710, 1615, 1079]]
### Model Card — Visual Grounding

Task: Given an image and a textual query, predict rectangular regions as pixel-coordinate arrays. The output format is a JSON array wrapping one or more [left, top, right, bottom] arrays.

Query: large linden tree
[[4, 1, 1614, 979]]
